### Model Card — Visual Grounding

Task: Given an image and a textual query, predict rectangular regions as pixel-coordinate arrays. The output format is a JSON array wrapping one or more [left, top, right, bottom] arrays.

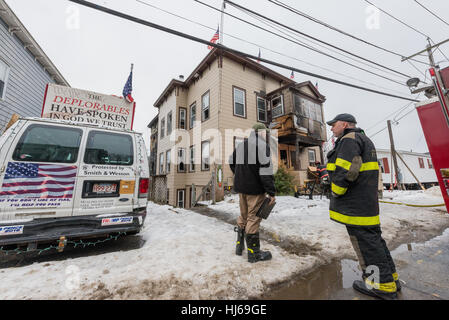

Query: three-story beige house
[[149, 48, 326, 208]]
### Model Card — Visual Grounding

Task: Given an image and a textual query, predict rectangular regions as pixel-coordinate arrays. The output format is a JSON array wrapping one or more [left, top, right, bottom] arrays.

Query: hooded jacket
[[230, 131, 276, 196], [326, 127, 380, 227]]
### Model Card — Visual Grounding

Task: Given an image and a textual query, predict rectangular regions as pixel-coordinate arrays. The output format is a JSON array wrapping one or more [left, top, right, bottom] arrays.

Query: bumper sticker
[[0, 225, 24, 236], [101, 217, 133, 226]]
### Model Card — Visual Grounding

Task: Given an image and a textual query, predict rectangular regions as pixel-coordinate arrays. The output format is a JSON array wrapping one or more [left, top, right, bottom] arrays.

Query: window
[[0, 59, 10, 100], [257, 96, 267, 122], [427, 158, 433, 169], [382, 158, 390, 174], [177, 189, 185, 208], [179, 108, 186, 129], [189, 146, 195, 172], [418, 157, 425, 169], [271, 95, 284, 118], [294, 94, 323, 122], [178, 148, 186, 172], [159, 153, 164, 174], [290, 150, 297, 169], [201, 141, 210, 171], [202, 91, 210, 121], [280, 150, 288, 167], [85, 131, 133, 165], [233, 87, 246, 117], [189, 102, 196, 129], [13, 124, 82, 163], [166, 189, 169, 204], [166, 150, 171, 173], [167, 112, 173, 135], [308, 149, 316, 165], [160, 118, 165, 138]]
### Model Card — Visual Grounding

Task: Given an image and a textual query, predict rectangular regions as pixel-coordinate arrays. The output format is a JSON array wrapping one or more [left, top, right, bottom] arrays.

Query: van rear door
[[0, 121, 83, 221], [72, 128, 136, 218]]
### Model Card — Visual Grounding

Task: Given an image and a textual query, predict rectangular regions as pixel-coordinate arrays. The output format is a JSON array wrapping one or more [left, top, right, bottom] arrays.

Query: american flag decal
[[0, 162, 77, 199]]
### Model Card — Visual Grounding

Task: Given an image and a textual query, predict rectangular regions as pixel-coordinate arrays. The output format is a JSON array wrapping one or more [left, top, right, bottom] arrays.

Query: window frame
[[0, 59, 11, 100], [166, 149, 171, 173], [177, 189, 186, 208], [256, 96, 267, 123], [201, 90, 210, 122], [418, 157, 425, 169], [177, 148, 186, 173], [271, 94, 284, 119], [201, 140, 210, 171], [179, 107, 187, 130], [308, 148, 316, 165], [159, 152, 164, 174], [160, 118, 165, 139], [189, 145, 195, 172], [167, 111, 173, 135], [189, 102, 196, 129], [232, 86, 246, 118]]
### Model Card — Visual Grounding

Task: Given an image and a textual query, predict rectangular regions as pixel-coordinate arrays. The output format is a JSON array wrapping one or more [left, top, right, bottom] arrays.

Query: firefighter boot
[[234, 226, 245, 256], [353, 280, 398, 300], [245, 233, 272, 263]]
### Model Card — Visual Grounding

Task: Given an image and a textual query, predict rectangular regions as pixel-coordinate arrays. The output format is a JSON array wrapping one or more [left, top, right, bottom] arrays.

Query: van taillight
[[139, 178, 149, 198]]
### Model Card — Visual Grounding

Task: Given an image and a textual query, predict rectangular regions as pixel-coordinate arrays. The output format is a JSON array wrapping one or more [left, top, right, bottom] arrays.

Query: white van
[[0, 117, 149, 251]]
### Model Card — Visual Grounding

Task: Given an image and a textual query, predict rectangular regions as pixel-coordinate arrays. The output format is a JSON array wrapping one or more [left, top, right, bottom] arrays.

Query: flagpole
[[131, 63, 134, 72], [219, 1, 225, 44]]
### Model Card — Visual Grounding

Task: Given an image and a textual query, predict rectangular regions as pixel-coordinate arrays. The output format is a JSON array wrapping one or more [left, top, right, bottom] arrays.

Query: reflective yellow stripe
[[327, 161, 379, 172], [360, 162, 379, 171], [392, 272, 399, 281], [247, 248, 254, 253], [335, 158, 352, 170], [365, 279, 397, 293], [329, 210, 380, 226], [331, 183, 347, 195]]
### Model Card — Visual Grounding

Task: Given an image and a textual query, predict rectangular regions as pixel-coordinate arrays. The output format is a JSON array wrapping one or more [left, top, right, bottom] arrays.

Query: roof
[[153, 48, 295, 108], [147, 114, 159, 128], [267, 80, 326, 103], [376, 148, 431, 157], [0, 0, 69, 86]]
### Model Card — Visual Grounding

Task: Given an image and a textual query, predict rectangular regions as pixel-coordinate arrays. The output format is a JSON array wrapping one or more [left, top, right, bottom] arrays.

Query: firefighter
[[230, 123, 276, 263], [326, 113, 400, 300]]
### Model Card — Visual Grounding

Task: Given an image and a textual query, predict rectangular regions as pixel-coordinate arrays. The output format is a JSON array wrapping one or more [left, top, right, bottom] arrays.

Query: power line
[[224, 0, 414, 79], [413, 0, 449, 28], [269, 0, 430, 66], [67, 0, 420, 103], [136, 0, 409, 96], [364, 0, 430, 39], [194, 0, 409, 86]]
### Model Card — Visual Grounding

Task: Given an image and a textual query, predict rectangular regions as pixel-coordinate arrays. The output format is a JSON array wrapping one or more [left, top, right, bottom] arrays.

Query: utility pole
[[387, 120, 403, 190]]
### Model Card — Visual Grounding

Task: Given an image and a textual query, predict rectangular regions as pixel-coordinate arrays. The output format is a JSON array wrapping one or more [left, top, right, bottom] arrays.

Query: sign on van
[[41, 84, 135, 130]]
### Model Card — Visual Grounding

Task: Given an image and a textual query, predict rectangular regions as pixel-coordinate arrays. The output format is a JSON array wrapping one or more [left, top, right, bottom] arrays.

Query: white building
[[377, 149, 438, 189]]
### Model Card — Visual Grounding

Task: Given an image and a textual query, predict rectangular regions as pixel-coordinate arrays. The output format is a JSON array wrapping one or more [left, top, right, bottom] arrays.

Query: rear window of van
[[12, 124, 82, 163], [84, 130, 133, 165]]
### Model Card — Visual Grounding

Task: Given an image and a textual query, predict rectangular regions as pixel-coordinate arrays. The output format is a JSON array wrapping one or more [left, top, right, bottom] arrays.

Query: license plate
[[92, 183, 117, 194]]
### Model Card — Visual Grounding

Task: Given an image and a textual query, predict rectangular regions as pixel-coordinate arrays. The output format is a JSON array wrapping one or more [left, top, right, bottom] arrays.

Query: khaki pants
[[237, 193, 266, 234]]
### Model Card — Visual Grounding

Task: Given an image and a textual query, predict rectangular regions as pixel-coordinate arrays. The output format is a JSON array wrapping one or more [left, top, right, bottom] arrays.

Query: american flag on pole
[[123, 65, 134, 103], [290, 70, 295, 79], [0, 162, 77, 199], [208, 26, 219, 50], [257, 48, 261, 63]]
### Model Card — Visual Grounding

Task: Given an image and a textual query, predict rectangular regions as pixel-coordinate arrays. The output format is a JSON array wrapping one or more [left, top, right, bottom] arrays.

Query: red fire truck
[[415, 66, 449, 213]]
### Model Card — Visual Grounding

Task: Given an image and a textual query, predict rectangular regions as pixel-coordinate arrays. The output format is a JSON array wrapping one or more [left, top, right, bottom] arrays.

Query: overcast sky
[[5, 0, 449, 153]]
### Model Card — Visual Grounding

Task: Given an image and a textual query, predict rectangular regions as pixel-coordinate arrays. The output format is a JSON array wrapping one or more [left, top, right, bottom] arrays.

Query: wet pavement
[[263, 228, 449, 300]]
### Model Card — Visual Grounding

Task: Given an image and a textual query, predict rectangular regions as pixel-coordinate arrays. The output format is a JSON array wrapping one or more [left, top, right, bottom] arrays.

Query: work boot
[[353, 280, 398, 300], [245, 233, 272, 263], [234, 226, 245, 256]]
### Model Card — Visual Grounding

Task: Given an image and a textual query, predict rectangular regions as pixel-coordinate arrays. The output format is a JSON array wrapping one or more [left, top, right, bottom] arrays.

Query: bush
[[274, 164, 296, 196]]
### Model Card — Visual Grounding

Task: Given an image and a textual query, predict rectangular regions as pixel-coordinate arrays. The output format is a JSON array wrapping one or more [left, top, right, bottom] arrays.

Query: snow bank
[[0, 202, 318, 300]]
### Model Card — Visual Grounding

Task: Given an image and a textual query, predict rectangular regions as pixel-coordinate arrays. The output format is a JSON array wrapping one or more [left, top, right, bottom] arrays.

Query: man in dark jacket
[[230, 123, 275, 263], [326, 113, 399, 300]]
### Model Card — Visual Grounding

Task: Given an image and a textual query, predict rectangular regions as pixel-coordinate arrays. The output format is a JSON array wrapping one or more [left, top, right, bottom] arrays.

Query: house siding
[[0, 17, 54, 130]]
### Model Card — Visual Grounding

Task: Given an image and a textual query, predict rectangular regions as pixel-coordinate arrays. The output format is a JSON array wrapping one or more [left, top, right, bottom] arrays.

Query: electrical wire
[[225, 0, 414, 79], [136, 0, 410, 96], [413, 0, 449, 28], [194, 0, 409, 86], [269, 0, 430, 66], [67, 0, 420, 103]]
